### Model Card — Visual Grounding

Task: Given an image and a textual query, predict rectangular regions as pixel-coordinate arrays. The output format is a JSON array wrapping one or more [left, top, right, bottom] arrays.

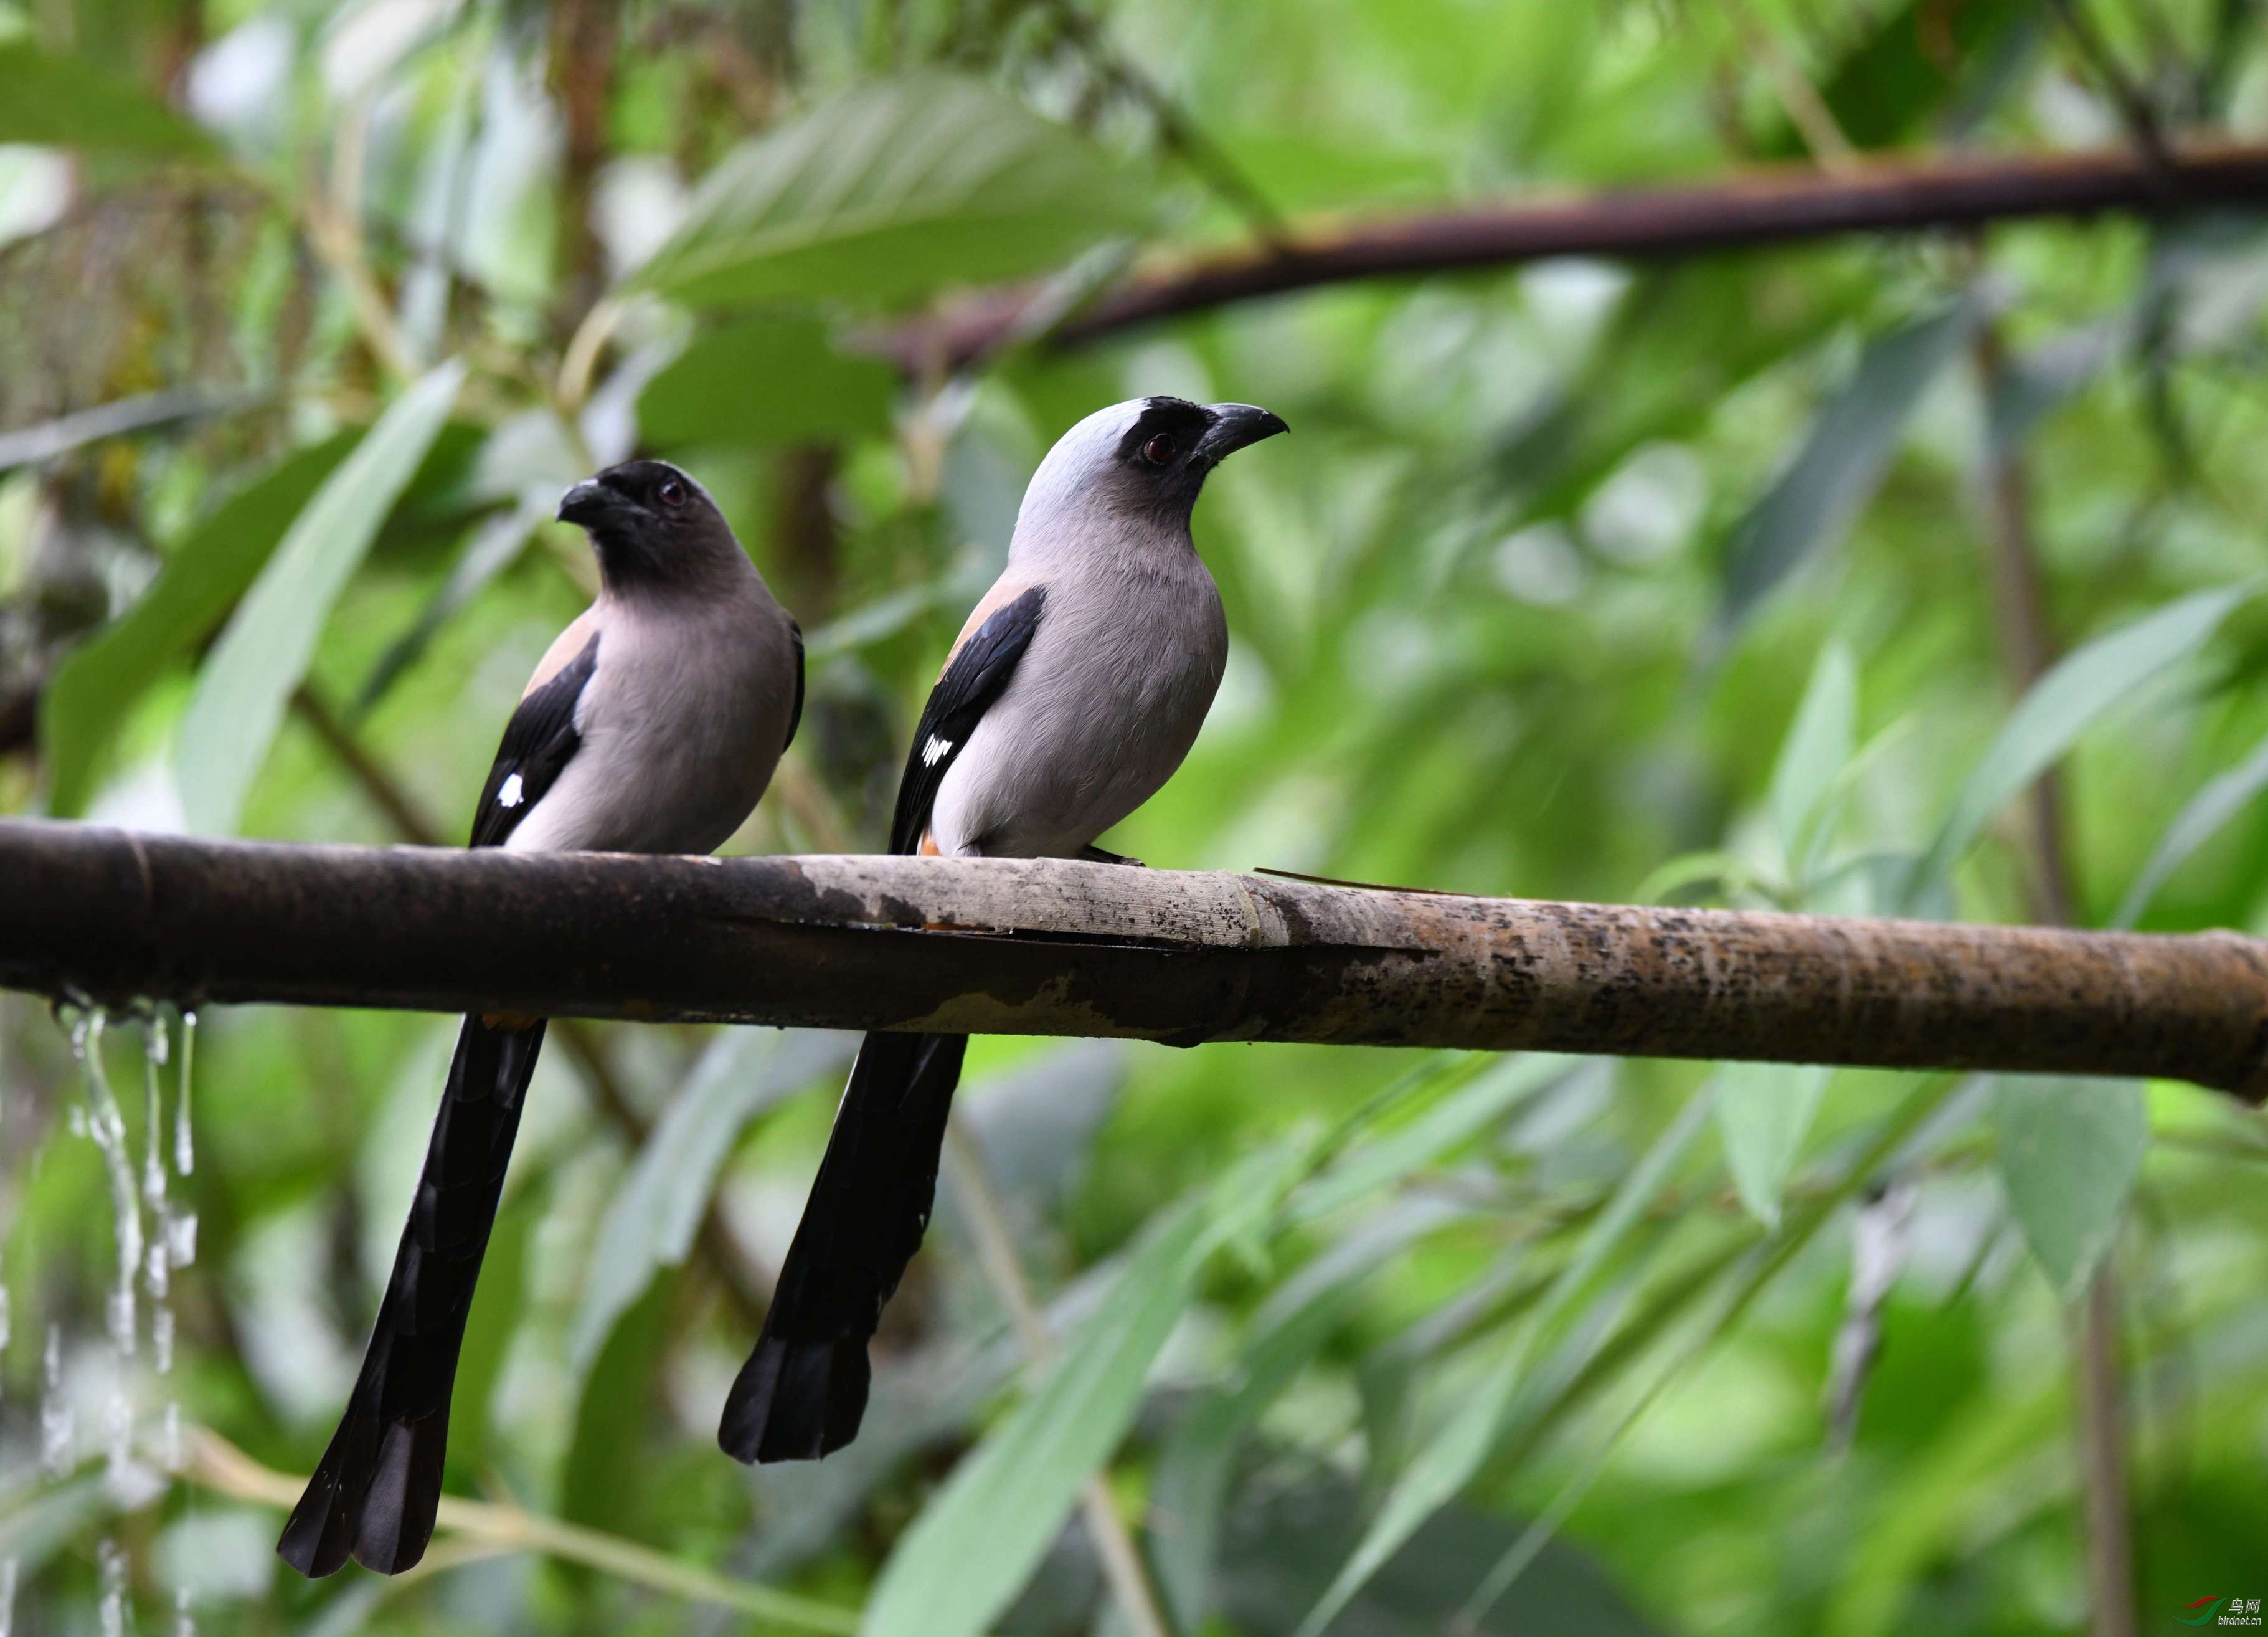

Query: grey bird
[[279, 459, 804, 1577], [717, 396, 1287, 1464]]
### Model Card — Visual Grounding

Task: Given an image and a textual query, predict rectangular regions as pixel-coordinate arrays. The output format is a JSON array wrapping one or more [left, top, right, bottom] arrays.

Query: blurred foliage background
[[4, 0, 2268, 1632]]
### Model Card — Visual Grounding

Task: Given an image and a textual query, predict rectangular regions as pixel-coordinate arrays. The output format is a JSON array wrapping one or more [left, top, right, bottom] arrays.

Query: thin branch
[[879, 143, 2268, 372], [1972, 311, 2139, 1637], [9, 823, 2268, 1101], [191, 1429, 858, 1633], [2048, 0, 2173, 177], [943, 1125, 1174, 1637], [1717, 0, 1858, 171], [1040, 0, 1287, 240]]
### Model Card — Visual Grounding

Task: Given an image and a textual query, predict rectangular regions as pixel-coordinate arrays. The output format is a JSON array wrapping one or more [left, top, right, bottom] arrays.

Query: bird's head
[[557, 460, 747, 594], [1012, 396, 1287, 559]]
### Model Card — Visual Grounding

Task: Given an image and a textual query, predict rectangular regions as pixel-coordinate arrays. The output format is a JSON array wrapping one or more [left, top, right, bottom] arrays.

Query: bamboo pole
[[7, 821, 2266, 1100]]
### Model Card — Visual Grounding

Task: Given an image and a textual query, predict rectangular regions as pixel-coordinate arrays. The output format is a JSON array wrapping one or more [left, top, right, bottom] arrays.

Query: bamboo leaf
[[638, 316, 898, 447], [1458, 1075, 1964, 1625], [1770, 639, 1857, 881], [634, 74, 1150, 311], [1150, 1197, 1463, 1632], [862, 1140, 1305, 1637], [1993, 1075, 2146, 1301], [1295, 1086, 1714, 1637], [1713, 1061, 1830, 1229], [0, 43, 218, 158], [40, 437, 355, 816], [1717, 301, 1977, 633], [351, 497, 548, 719], [569, 1028, 853, 1369], [174, 360, 465, 836], [1292, 1054, 1568, 1223], [561, 1283, 673, 1545], [2110, 726, 2268, 928], [1900, 583, 2253, 910]]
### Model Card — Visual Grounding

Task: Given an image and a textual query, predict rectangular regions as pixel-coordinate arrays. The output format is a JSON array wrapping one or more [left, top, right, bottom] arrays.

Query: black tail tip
[[276, 1418, 443, 1578], [719, 1334, 871, 1464]]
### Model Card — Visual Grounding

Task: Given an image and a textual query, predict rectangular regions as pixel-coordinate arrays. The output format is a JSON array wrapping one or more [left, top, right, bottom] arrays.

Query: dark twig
[[1972, 313, 2140, 1637], [2046, 0, 2173, 179], [1039, 0, 1287, 240], [878, 143, 2268, 372]]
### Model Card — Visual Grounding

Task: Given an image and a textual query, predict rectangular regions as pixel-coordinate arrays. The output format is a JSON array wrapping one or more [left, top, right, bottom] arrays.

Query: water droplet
[[174, 1586, 193, 1637], [141, 1019, 170, 1218], [75, 1013, 143, 1359], [174, 1012, 196, 1177], [105, 1375, 131, 1491], [166, 1213, 197, 1271], [0, 1557, 16, 1637], [40, 1325, 73, 1474], [162, 1402, 182, 1471], [97, 1540, 126, 1637], [153, 1306, 174, 1376]]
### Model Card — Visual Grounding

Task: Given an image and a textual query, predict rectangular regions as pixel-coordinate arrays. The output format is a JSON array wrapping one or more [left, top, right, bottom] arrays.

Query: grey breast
[[507, 592, 795, 856], [932, 554, 1227, 860]]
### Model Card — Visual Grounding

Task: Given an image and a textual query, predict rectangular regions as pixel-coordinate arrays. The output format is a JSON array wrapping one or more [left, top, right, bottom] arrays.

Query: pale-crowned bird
[[718, 396, 1287, 1464], [280, 459, 805, 1577]]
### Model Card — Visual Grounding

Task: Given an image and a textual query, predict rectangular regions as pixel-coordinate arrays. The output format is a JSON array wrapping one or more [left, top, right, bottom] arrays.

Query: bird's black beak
[[557, 478, 633, 528], [1196, 402, 1289, 463]]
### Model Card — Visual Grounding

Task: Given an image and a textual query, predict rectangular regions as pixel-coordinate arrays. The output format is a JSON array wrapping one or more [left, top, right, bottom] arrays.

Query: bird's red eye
[[658, 479, 687, 508], [1141, 434, 1177, 465]]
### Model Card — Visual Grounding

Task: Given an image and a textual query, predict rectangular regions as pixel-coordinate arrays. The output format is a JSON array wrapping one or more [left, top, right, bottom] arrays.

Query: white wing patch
[[497, 772, 525, 809], [922, 736, 954, 767]]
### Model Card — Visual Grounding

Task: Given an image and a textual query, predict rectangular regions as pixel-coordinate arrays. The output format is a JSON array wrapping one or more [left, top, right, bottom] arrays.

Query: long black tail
[[719, 1030, 967, 1463], [278, 1017, 546, 1577]]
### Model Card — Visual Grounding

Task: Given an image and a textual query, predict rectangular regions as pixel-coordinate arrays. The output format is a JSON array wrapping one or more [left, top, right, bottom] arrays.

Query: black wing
[[468, 632, 600, 849], [784, 619, 806, 754], [886, 584, 1045, 855]]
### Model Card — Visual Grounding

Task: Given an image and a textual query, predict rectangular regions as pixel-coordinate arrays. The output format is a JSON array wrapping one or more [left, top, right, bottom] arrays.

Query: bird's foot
[[1080, 845, 1145, 867]]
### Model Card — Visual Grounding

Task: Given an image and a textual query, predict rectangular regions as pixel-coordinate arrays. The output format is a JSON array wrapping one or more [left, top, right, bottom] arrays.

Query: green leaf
[[1296, 1085, 1714, 1637], [569, 1028, 853, 1369], [1457, 1075, 1965, 1626], [2111, 726, 2268, 929], [0, 1474, 105, 1574], [1292, 1054, 1568, 1223], [0, 43, 218, 158], [40, 439, 356, 817], [351, 498, 547, 718], [561, 1281, 673, 1545], [862, 1140, 1305, 1637], [174, 360, 466, 836], [1713, 1062, 1830, 1229], [1150, 1197, 1462, 1631], [634, 74, 1150, 311], [639, 316, 899, 448], [1717, 301, 1977, 635], [1900, 583, 2254, 911], [1770, 640, 1857, 882], [1993, 1075, 2147, 1301]]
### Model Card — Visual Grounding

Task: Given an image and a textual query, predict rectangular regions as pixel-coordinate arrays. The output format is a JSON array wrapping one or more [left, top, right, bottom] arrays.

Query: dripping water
[[0, 1557, 14, 1637], [97, 1539, 125, 1637], [71, 1013, 142, 1357], [39, 1324, 71, 1473], [174, 1012, 194, 1178]]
